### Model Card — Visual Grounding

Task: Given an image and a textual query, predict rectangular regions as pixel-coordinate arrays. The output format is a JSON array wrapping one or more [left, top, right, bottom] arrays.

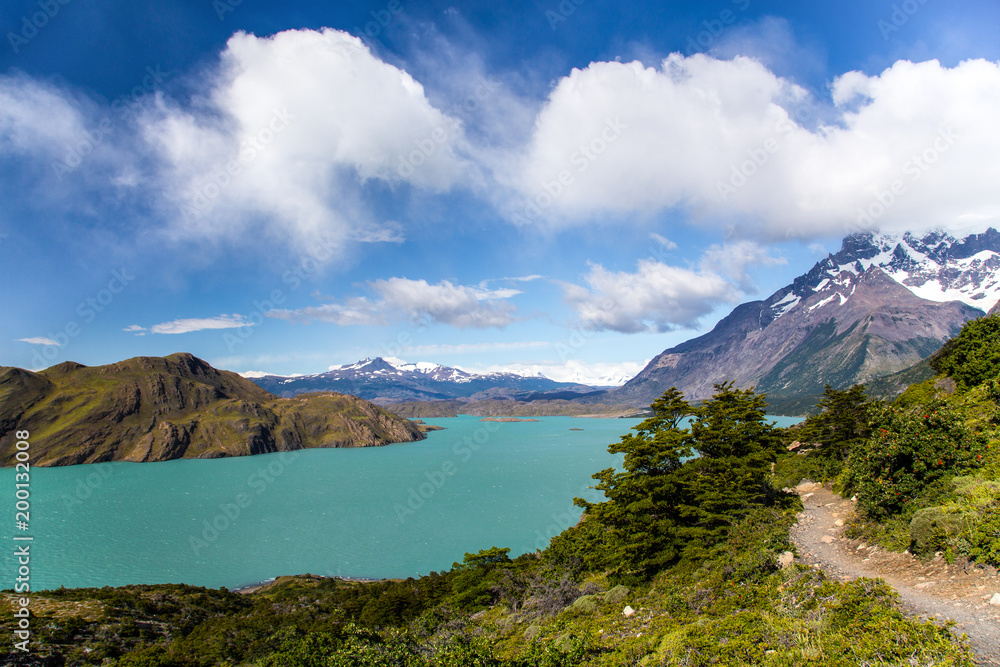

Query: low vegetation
[[6, 316, 1000, 665]]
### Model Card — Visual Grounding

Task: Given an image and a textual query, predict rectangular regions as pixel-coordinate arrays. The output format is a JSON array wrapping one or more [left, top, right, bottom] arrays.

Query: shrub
[[965, 499, 1000, 566], [841, 403, 987, 520], [930, 314, 1000, 388]]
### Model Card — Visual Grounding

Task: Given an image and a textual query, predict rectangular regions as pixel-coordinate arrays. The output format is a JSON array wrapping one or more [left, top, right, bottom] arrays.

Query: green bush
[[841, 403, 987, 520], [965, 499, 1000, 566], [930, 314, 1000, 388]]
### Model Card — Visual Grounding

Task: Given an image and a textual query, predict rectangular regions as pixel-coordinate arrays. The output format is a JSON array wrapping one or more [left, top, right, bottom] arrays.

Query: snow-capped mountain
[[248, 357, 596, 403], [771, 229, 1000, 319], [617, 229, 999, 411]]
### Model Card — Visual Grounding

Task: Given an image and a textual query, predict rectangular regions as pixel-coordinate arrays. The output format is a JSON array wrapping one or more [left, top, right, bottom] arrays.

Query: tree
[[575, 387, 696, 576], [798, 384, 874, 461], [677, 383, 784, 559]]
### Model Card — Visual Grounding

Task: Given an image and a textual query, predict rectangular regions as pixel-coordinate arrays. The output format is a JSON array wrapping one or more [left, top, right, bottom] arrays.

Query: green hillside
[[4, 315, 999, 665], [0, 353, 424, 466]]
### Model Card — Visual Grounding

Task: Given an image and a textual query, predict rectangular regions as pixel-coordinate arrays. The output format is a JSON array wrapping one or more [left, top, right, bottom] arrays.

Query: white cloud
[[0, 76, 91, 158], [140, 314, 251, 334], [268, 277, 521, 329], [650, 233, 677, 250], [698, 240, 786, 292], [138, 28, 472, 252], [460, 359, 647, 386], [16, 337, 61, 346], [397, 341, 548, 355], [562, 260, 736, 333], [562, 241, 782, 333], [508, 55, 1000, 239]]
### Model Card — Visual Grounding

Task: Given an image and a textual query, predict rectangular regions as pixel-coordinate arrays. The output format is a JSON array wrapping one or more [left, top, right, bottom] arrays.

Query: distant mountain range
[[247, 229, 1000, 416], [248, 357, 600, 404], [0, 354, 424, 467], [616, 229, 1000, 412]]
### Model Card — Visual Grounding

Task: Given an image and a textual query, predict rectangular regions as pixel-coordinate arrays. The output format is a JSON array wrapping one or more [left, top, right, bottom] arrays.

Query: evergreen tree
[[799, 384, 874, 461], [678, 383, 783, 559], [575, 387, 696, 576]]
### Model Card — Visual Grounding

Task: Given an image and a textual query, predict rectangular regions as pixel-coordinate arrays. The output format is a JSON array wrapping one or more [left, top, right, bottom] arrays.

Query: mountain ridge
[[615, 229, 998, 410], [249, 356, 600, 404], [0, 353, 424, 467]]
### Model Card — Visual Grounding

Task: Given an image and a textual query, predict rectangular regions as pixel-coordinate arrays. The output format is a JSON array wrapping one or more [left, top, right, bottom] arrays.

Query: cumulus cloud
[[562, 242, 783, 333], [698, 240, 786, 292], [127, 315, 251, 335], [268, 277, 521, 329], [140, 28, 472, 250], [508, 55, 1000, 239]]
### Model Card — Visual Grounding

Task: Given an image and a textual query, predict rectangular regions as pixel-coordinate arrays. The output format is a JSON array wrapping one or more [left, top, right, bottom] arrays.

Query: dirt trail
[[790, 482, 1000, 666]]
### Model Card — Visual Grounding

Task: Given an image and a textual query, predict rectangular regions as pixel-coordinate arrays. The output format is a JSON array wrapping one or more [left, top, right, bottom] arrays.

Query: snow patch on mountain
[[774, 228, 1000, 319]]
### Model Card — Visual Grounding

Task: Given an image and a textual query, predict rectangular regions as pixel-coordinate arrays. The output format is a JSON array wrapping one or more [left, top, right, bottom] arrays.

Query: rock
[[990, 593, 1000, 606], [602, 585, 630, 605], [778, 551, 795, 569], [524, 624, 542, 641], [821, 536, 836, 544], [834, 519, 844, 527], [623, 605, 636, 617], [934, 377, 957, 395]]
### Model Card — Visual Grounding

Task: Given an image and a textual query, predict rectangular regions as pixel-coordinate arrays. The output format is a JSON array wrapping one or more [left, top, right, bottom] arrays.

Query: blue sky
[[1, 0, 999, 383]]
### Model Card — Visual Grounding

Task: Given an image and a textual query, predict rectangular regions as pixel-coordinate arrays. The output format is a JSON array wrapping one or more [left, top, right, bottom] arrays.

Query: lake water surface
[[1, 415, 801, 590]]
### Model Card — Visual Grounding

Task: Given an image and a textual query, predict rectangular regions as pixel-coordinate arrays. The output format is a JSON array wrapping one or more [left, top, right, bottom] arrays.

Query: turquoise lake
[[1, 415, 801, 591]]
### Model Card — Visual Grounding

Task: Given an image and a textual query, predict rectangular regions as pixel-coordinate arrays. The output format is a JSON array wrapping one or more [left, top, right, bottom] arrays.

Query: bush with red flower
[[841, 402, 987, 520]]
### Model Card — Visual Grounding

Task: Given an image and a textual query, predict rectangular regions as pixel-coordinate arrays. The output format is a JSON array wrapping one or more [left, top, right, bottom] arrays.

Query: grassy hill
[[0, 353, 424, 466]]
